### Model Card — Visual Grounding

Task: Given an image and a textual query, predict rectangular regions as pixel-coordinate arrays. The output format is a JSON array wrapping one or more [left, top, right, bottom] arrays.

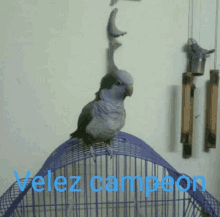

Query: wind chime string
[[188, 0, 191, 39], [191, 0, 193, 38], [188, 0, 194, 39], [199, 0, 201, 44], [188, 0, 190, 39], [214, 0, 219, 70]]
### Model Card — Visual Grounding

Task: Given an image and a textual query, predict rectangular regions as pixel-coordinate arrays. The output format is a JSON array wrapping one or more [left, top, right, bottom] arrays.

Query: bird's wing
[[77, 100, 95, 132], [70, 100, 95, 138]]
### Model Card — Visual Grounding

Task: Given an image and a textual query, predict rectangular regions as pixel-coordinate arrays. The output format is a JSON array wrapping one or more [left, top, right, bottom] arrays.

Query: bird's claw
[[90, 146, 96, 162], [107, 144, 114, 159]]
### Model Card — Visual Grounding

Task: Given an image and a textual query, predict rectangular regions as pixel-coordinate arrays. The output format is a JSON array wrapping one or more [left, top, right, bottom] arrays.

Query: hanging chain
[[214, 0, 219, 69]]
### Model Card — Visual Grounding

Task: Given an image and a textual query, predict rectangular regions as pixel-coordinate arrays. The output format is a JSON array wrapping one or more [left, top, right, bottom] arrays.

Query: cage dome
[[0, 132, 220, 217]]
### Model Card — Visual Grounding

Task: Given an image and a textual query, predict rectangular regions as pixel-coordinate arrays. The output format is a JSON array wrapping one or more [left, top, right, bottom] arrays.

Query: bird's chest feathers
[[94, 100, 125, 129], [85, 100, 125, 140]]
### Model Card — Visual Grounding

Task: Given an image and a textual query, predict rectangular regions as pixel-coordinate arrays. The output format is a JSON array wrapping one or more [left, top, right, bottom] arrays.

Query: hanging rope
[[214, 0, 219, 69]]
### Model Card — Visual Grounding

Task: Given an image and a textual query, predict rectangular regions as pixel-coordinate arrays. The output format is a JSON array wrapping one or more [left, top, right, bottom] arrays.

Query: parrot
[[70, 70, 133, 162]]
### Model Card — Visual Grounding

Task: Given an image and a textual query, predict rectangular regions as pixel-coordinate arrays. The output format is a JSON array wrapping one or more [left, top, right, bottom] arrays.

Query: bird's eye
[[115, 81, 122, 86]]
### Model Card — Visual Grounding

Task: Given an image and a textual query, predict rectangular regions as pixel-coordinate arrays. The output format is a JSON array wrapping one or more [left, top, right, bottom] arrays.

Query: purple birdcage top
[[0, 131, 219, 217]]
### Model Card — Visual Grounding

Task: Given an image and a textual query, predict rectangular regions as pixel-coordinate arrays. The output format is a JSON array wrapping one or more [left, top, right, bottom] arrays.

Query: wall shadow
[[204, 80, 211, 153], [167, 85, 181, 153]]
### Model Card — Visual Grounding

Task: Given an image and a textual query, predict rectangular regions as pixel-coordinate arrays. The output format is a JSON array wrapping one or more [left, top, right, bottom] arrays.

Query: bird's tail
[[70, 130, 79, 138]]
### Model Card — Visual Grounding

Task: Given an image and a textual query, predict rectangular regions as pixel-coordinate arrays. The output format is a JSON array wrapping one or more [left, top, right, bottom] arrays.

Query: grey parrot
[[70, 70, 133, 162]]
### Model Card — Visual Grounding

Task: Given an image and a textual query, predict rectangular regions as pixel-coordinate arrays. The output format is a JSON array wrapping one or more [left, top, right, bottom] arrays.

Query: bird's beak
[[125, 85, 133, 97]]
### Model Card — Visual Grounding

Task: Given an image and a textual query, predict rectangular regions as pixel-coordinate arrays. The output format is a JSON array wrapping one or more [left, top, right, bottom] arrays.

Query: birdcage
[[0, 132, 220, 217]]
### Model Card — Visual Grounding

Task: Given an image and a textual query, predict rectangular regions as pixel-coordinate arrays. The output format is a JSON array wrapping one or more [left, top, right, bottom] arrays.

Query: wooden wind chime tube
[[205, 0, 219, 150], [206, 69, 219, 148], [181, 72, 195, 158]]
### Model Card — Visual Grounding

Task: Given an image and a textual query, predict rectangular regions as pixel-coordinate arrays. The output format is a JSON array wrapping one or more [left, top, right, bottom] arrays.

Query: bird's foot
[[107, 144, 114, 159], [90, 145, 96, 162]]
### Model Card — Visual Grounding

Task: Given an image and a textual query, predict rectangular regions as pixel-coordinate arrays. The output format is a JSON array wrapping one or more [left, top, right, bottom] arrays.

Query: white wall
[[0, 0, 219, 202]]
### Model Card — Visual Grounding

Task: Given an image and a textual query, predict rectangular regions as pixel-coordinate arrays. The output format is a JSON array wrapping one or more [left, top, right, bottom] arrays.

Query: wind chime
[[181, 0, 219, 158]]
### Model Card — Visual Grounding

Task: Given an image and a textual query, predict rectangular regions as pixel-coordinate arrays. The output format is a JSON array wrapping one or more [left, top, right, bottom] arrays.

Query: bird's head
[[97, 70, 134, 102]]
